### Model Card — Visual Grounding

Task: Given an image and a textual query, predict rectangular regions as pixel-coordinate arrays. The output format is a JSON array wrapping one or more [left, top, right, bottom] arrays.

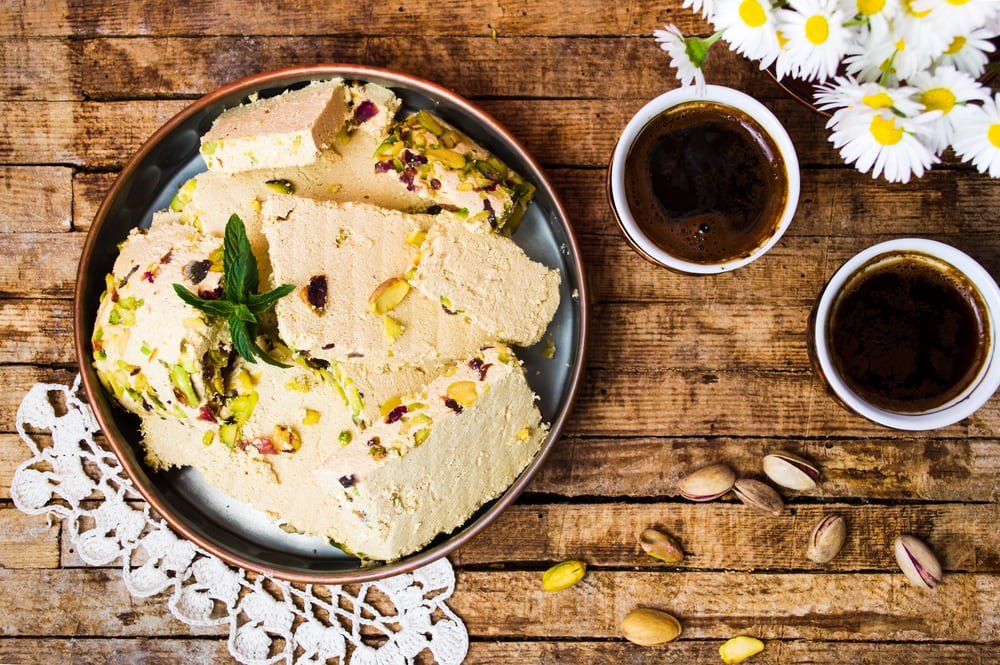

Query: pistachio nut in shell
[[621, 608, 682, 646], [678, 463, 736, 501], [806, 514, 847, 563], [762, 451, 819, 490], [639, 527, 684, 563], [733, 478, 785, 516], [720, 635, 765, 663], [542, 559, 586, 592], [894, 535, 942, 589]]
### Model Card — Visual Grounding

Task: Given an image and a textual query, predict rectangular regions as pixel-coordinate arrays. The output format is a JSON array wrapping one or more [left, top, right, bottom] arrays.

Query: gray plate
[[75, 65, 587, 583]]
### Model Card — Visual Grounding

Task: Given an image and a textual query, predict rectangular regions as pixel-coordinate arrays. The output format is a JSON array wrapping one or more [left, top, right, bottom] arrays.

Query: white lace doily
[[11, 377, 469, 665]]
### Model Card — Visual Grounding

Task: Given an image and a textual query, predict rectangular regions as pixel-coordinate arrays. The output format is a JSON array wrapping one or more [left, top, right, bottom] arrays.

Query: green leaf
[[247, 283, 295, 315], [223, 214, 258, 303], [174, 214, 293, 367], [173, 283, 235, 318]]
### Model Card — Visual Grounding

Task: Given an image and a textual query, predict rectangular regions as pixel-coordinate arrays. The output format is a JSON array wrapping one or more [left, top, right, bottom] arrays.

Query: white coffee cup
[[608, 85, 800, 274], [809, 238, 1000, 430]]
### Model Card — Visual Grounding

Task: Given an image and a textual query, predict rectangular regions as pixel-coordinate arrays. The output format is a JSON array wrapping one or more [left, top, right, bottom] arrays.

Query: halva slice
[[374, 110, 535, 233], [200, 79, 349, 174], [411, 217, 561, 346], [92, 218, 230, 421], [312, 345, 549, 561], [140, 345, 360, 541], [261, 196, 489, 365]]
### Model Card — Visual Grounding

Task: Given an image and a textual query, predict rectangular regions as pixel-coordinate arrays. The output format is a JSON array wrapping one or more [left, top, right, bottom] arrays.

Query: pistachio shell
[[733, 478, 784, 516], [542, 559, 586, 592], [639, 528, 685, 563], [762, 451, 819, 490], [720, 635, 765, 663], [621, 608, 682, 646], [807, 514, 847, 563], [894, 535, 942, 590], [678, 463, 736, 501]]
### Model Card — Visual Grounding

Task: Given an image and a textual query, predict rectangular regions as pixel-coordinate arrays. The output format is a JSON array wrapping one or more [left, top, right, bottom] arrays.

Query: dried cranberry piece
[[183, 259, 212, 284], [375, 160, 395, 174], [197, 405, 218, 423], [468, 358, 492, 381], [443, 397, 464, 414], [403, 150, 428, 166], [354, 100, 378, 124], [251, 438, 278, 455], [142, 270, 156, 283], [339, 474, 358, 488], [307, 274, 328, 312], [385, 405, 408, 424], [430, 178, 442, 190], [198, 285, 224, 300], [483, 199, 498, 229]]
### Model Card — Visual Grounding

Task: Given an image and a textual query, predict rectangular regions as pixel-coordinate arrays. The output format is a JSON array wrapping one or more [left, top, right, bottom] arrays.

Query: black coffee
[[829, 254, 989, 413], [624, 101, 788, 264]]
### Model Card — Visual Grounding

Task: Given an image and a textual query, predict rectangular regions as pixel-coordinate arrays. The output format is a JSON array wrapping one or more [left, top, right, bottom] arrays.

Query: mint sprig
[[174, 214, 295, 367]]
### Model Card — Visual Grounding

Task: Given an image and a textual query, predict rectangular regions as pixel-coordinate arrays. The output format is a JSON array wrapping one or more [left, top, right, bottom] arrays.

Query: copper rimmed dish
[[74, 65, 588, 583]]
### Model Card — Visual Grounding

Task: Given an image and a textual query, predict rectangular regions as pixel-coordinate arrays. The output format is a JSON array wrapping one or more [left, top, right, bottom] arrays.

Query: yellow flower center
[[739, 0, 768, 28], [863, 92, 895, 109], [805, 15, 829, 45], [871, 115, 904, 146], [777, 30, 789, 48], [946, 0, 970, 5], [921, 87, 956, 114], [903, 0, 933, 16], [944, 35, 966, 54], [857, 0, 885, 14], [989, 123, 1000, 149], [895, 37, 906, 51]]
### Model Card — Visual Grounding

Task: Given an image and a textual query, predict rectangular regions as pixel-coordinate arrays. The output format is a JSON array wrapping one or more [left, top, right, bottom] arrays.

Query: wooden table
[[2, 2, 999, 663]]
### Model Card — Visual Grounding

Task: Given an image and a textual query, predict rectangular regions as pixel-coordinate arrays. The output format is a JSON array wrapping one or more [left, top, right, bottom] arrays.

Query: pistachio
[[719, 636, 765, 663], [762, 451, 820, 490], [265, 178, 295, 195], [446, 380, 479, 408], [621, 608, 682, 646], [678, 463, 736, 502], [542, 559, 586, 592], [806, 514, 847, 563], [639, 528, 684, 564], [894, 535, 942, 589], [733, 479, 784, 516], [368, 277, 410, 315]]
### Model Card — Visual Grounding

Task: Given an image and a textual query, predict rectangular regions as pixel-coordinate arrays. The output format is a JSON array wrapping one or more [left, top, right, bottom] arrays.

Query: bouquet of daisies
[[656, 0, 1000, 183]]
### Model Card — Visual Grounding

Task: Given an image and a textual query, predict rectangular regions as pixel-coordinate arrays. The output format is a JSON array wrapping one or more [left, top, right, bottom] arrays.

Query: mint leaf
[[247, 283, 296, 315], [175, 214, 293, 367]]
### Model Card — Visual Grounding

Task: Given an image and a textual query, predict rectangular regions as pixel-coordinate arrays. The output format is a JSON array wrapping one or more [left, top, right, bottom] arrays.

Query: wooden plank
[[0, 567, 995, 642], [564, 368, 995, 438], [464, 640, 999, 664], [73, 171, 117, 232], [0, 366, 79, 434], [449, 571, 1000, 641], [455, 502, 1000, 572], [0, 101, 188, 168], [0, 505, 60, 568], [0, 38, 77, 100], [0, 638, 231, 664], [0, 568, 226, 637], [6, 0, 706, 38], [0, 232, 85, 299], [0, 166, 72, 232], [0, 299, 75, 364], [534, 436, 1000, 502], [0, 0, 69, 37], [77, 35, 764, 102]]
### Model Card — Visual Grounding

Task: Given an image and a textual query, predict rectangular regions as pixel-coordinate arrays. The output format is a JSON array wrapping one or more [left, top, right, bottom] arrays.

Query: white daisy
[[653, 25, 722, 93], [826, 106, 940, 182], [684, 0, 718, 20], [909, 65, 990, 153], [813, 75, 924, 116], [951, 93, 1000, 177], [776, 0, 853, 81], [712, 0, 783, 68], [844, 0, 902, 40], [910, 0, 1000, 36], [935, 27, 998, 78]]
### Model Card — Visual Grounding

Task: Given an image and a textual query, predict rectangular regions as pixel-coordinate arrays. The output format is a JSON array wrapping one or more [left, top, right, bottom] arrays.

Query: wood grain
[[0, 166, 73, 232]]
